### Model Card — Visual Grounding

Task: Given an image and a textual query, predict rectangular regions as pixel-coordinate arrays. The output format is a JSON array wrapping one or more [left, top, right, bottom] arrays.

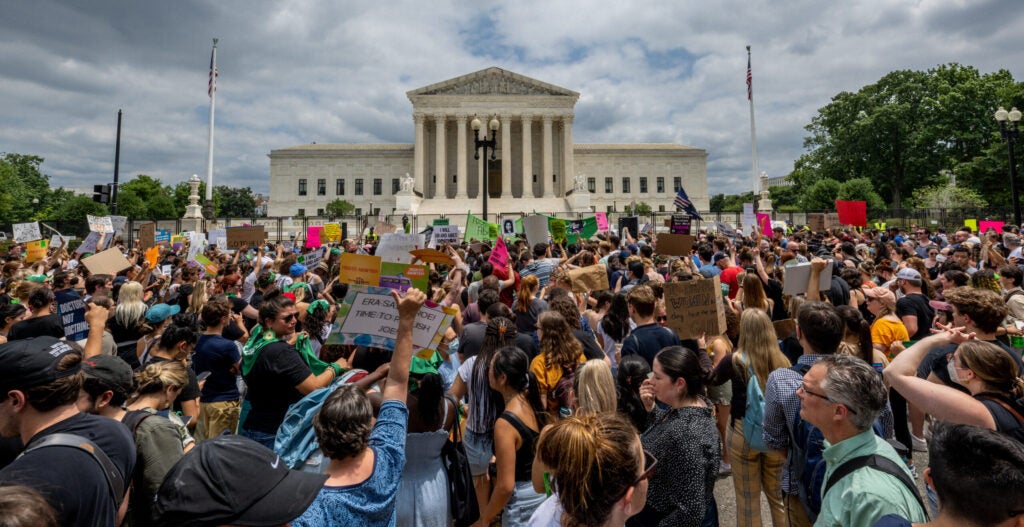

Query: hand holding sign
[[393, 287, 427, 321]]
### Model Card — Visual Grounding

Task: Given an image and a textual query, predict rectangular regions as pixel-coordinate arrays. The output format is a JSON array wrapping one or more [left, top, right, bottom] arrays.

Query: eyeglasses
[[798, 383, 857, 414], [280, 313, 297, 322]]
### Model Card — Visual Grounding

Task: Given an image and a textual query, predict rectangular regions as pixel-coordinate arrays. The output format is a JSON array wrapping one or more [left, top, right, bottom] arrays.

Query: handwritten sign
[[87, 215, 113, 233], [186, 232, 207, 262], [430, 225, 460, 248], [549, 218, 567, 244], [324, 223, 342, 242], [297, 247, 325, 270], [76, 231, 104, 254], [25, 239, 48, 263], [56, 290, 88, 341], [109, 216, 127, 236], [782, 261, 834, 295], [339, 291, 448, 349], [226, 226, 266, 250], [595, 212, 609, 232], [376, 233, 424, 264], [138, 223, 156, 250], [567, 264, 610, 294], [12, 222, 42, 243], [339, 253, 382, 286], [488, 237, 509, 269], [81, 248, 132, 276], [663, 276, 727, 339], [655, 233, 694, 257]]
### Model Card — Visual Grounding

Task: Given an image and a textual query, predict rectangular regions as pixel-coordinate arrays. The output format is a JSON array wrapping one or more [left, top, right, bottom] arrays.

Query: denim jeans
[[239, 427, 277, 450]]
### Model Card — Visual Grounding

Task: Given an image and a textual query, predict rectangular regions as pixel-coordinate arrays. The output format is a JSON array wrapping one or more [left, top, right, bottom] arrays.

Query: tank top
[[498, 411, 539, 482]]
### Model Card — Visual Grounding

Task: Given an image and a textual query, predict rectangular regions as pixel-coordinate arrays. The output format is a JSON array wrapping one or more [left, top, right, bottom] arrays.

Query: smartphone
[[197, 371, 212, 383]]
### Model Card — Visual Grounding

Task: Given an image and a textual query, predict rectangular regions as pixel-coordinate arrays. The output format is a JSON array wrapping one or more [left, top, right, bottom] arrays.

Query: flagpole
[[205, 38, 218, 213], [747, 45, 759, 197]]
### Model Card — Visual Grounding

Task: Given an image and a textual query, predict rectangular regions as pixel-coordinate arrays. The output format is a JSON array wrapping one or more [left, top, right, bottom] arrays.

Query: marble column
[[434, 114, 447, 199], [542, 115, 554, 198], [562, 115, 574, 197], [500, 114, 512, 198], [521, 114, 533, 198], [455, 114, 468, 198], [413, 113, 425, 194]]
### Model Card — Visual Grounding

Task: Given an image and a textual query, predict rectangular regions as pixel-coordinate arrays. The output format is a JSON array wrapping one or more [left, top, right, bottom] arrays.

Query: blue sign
[[55, 290, 88, 341]]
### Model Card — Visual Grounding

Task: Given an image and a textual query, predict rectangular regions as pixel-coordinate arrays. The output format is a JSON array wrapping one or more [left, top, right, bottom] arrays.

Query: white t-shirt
[[527, 494, 563, 527]]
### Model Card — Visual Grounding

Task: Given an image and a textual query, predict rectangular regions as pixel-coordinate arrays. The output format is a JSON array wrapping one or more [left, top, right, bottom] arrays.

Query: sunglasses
[[656, 316, 668, 323], [798, 383, 858, 414], [280, 313, 297, 322]]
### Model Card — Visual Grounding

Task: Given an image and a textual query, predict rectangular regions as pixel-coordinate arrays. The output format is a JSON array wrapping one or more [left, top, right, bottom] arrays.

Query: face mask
[[947, 359, 965, 386]]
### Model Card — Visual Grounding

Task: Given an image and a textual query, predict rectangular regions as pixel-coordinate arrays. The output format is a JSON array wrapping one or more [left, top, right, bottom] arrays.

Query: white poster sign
[[339, 292, 447, 349], [376, 233, 425, 264], [429, 225, 460, 248], [87, 215, 114, 233], [12, 222, 42, 243], [523, 215, 550, 248]]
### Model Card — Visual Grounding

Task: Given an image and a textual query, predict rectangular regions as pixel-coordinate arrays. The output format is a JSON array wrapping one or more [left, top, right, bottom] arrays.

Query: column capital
[[561, 114, 574, 124], [499, 114, 513, 123], [541, 114, 554, 124], [432, 113, 447, 122], [455, 113, 469, 122], [413, 112, 427, 122], [520, 113, 534, 123]]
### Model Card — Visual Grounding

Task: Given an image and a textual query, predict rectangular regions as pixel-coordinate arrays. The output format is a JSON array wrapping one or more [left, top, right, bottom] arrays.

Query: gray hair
[[818, 355, 887, 431]]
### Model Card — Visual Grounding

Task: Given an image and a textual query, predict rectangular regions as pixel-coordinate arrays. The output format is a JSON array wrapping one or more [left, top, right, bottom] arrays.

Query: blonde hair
[[132, 361, 189, 402], [573, 360, 617, 414], [187, 279, 209, 314], [740, 273, 769, 311], [114, 281, 147, 328], [734, 309, 791, 388]]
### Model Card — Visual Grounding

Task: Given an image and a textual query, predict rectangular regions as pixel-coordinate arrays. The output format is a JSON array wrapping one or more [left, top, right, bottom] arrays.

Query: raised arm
[[381, 288, 427, 403]]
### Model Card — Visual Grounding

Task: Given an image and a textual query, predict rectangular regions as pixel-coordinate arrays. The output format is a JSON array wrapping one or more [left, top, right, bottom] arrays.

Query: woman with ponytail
[[476, 346, 548, 527], [128, 360, 195, 452], [835, 304, 888, 371], [515, 275, 546, 342]]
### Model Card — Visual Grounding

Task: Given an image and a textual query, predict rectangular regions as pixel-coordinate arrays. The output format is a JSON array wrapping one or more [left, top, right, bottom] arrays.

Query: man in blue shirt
[[619, 285, 681, 367]]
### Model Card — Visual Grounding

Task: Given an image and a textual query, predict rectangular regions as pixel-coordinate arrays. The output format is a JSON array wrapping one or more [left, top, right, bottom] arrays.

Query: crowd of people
[[0, 220, 1023, 527]]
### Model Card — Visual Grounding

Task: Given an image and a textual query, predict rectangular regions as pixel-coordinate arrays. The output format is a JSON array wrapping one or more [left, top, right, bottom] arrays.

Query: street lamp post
[[472, 117, 500, 219], [996, 106, 1022, 227]]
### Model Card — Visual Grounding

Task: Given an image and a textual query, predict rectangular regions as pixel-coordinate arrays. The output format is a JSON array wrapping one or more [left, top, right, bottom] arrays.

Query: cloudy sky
[[2, 0, 1021, 200]]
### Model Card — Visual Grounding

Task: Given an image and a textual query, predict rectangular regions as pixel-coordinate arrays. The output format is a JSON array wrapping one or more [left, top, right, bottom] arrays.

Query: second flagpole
[[205, 38, 218, 220], [747, 44, 759, 197]]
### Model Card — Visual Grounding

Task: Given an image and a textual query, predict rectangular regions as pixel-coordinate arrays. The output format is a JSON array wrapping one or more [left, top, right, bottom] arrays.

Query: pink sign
[[756, 213, 772, 237], [488, 237, 509, 269], [595, 212, 609, 232], [979, 220, 1005, 234], [306, 226, 324, 248]]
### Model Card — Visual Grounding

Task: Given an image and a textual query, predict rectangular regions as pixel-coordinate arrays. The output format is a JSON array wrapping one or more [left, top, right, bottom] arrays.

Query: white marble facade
[[268, 67, 708, 217]]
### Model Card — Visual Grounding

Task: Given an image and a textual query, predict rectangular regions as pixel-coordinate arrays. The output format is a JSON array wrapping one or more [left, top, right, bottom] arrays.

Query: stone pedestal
[[182, 174, 204, 233], [568, 191, 591, 213]]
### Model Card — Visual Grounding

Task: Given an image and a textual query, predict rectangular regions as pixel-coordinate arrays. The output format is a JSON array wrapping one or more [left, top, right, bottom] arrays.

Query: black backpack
[[977, 395, 1024, 445]]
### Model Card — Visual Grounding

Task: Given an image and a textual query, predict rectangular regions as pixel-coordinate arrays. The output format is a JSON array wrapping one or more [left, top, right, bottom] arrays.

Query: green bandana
[[241, 325, 280, 376], [294, 332, 338, 376], [307, 299, 329, 315], [284, 281, 307, 293], [408, 350, 443, 393]]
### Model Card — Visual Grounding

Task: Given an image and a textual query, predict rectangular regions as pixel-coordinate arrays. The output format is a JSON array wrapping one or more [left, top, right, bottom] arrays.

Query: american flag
[[208, 46, 218, 98], [746, 53, 752, 101], [673, 187, 703, 220]]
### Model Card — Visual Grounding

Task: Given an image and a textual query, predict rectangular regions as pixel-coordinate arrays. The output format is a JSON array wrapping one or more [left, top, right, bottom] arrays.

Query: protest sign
[[488, 222, 499, 240], [567, 264, 609, 294], [807, 213, 825, 233], [87, 215, 114, 233], [339, 253, 382, 286], [757, 213, 772, 237], [663, 277, 727, 340], [964, 219, 978, 232], [297, 247, 325, 270], [501, 218, 517, 238], [655, 233, 694, 257], [191, 254, 219, 277], [742, 203, 755, 233], [138, 222, 156, 250], [76, 231, 103, 255], [432, 218, 449, 226], [155, 229, 170, 245], [50, 234, 73, 249], [825, 213, 842, 230], [979, 220, 1005, 233], [430, 225, 460, 248], [618, 216, 639, 239], [55, 290, 88, 341], [145, 246, 160, 268], [109, 216, 127, 236], [306, 226, 324, 248], [323, 223, 342, 242], [376, 233, 423, 264], [670, 214, 691, 235], [523, 215, 549, 248], [379, 262, 429, 294], [12, 222, 42, 243], [835, 200, 867, 227], [549, 218, 567, 244], [773, 319, 796, 341], [208, 229, 227, 250], [81, 248, 132, 276], [186, 232, 207, 262], [782, 261, 834, 295], [338, 290, 448, 349], [26, 240, 47, 263], [226, 226, 266, 250], [375, 222, 398, 235], [714, 221, 736, 236], [488, 237, 510, 269], [595, 212, 609, 232], [464, 213, 492, 241], [410, 248, 454, 266]]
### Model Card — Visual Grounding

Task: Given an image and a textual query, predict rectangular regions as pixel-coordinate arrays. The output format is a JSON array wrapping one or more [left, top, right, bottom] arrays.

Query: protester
[[531, 311, 586, 415], [7, 287, 63, 340], [192, 296, 242, 441]]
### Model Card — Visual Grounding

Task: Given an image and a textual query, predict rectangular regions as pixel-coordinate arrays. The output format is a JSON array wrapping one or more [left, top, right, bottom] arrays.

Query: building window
[[432, 175, 436, 183], [674, 177, 682, 191], [605, 177, 613, 193], [298, 179, 307, 196], [373, 178, 382, 195], [552, 174, 557, 182], [639, 177, 648, 193], [354, 208, 362, 216], [532, 174, 537, 183], [658, 205, 665, 212], [317, 208, 324, 216], [355, 179, 364, 196], [587, 177, 596, 193], [336, 179, 345, 195], [297, 208, 305, 217], [606, 205, 614, 213], [392, 178, 400, 194], [657, 177, 665, 194], [622, 177, 631, 193], [453, 175, 458, 184], [317, 178, 326, 196]]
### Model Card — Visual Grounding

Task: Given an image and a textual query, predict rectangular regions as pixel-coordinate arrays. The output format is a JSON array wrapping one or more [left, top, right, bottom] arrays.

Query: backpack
[[742, 362, 769, 452], [976, 395, 1024, 445]]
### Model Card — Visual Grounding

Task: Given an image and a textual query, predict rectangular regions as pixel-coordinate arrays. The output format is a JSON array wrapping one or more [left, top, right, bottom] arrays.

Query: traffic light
[[93, 184, 110, 204]]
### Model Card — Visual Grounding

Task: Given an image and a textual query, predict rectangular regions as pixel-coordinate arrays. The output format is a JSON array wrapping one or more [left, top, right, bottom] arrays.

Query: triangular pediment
[[407, 67, 579, 98]]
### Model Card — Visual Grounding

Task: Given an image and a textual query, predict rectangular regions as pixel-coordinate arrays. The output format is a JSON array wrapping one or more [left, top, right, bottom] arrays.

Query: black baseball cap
[[154, 434, 327, 527], [0, 337, 80, 394], [81, 355, 134, 395]]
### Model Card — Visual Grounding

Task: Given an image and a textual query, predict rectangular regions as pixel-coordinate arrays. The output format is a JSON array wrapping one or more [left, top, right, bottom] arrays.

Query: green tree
[[325, 199, 355, 217], [119, 175, 167, 203], [837, 177, 887, 215], [50, 195, 109, 221], [768, 185, 801, 210], [911, 184, 988, 210], [115, 189, 148, 218], [802, 178, 841, 210], [147, 193, 178, 219], [215, 185, 258, 217], [625, 201, 652, 215]]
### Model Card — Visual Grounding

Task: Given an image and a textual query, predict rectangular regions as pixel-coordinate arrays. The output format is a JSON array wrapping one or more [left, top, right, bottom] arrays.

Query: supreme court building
[[267, 67, 708, 218]]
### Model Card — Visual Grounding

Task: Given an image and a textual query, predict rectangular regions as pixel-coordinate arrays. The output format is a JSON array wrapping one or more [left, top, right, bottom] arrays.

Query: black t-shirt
[[241, 341, 313, 433], [0, 413, 136, 527], [573, 329, 605, 362], [764, 278, 788, 321], [825, 276, 851, 308], [896, 293, 934, 341], [920, 340, 1024, 393], [7, 314, 65, 341], [144, 355, 201, 413]]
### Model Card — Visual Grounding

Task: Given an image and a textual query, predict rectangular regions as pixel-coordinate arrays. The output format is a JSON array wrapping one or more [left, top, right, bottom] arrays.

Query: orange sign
[[409, 248, 454, 266], [339, 253, 381, 286]]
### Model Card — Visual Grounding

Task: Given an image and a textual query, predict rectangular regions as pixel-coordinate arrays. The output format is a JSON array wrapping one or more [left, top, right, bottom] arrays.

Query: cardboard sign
[[808, 213, 825, 233], [138, 223, 156, 250], [87, 215, 113, 233], [663, 277, 727, 339], [109, 216, 127, 236], [207, 229, 227, 250], [379, 262, 429, 294], [339, 253, 382, 286], [226, 226, 266, 250], [376, 233, 424, 264], [670, 214, 691, 235], [26, 239, 47, 263], [501, 219, 518, 238], [655, 233, 695, 256], [431, 225, 460, 248], [523, 215, 550, 248], [782, 261, 834, 295], [12, 222, 42, 243], [55, 290, 88, 341], [595, 212, 609, 232], [618, 216, 639, 239], [324, 223, 342, 242], [81, 248, 132, 276], [410, 248, 454, 266], [773, 319, 796, 341], [488, 237, 510, 269], [567, 264, 610, 294]]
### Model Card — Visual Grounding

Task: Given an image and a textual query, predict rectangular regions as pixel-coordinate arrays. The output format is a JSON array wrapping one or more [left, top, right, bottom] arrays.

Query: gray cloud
[[1, 0, 1022, 201]]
